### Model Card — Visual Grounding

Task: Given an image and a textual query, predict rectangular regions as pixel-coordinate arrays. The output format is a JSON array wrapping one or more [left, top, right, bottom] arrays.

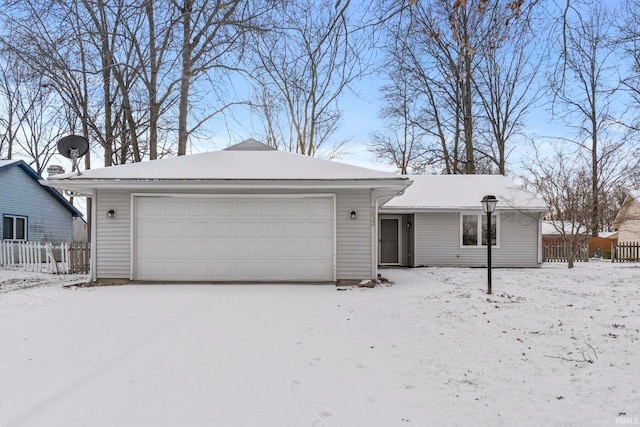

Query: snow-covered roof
[[43, 139, 411, 196], [0, 159, 21, 168], [381, 174, 548, 211], [50, 139, 399, 181]]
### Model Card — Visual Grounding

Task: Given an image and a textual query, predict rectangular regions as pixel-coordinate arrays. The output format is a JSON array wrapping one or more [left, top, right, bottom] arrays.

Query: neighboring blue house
[[0, 160, 82, 244]]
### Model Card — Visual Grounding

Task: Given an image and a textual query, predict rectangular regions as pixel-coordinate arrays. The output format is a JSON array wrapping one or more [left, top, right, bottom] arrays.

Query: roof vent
[[224, 139, 277, 151]]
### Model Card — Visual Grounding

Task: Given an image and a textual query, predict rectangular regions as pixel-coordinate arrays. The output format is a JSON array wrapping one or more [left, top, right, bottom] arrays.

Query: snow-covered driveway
[[0, 262, 638, 426]]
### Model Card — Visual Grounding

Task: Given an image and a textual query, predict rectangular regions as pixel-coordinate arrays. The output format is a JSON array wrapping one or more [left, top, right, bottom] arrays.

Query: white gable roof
[[382, 175, 547, 211]]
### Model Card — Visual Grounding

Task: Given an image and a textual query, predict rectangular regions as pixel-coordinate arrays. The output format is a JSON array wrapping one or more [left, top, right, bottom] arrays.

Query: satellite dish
[[57, 135, 89, 175]]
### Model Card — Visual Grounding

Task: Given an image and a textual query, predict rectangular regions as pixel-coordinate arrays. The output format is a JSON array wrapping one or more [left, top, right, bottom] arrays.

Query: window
[[461, 213, 498, 247], [3, 215, 27, 240]]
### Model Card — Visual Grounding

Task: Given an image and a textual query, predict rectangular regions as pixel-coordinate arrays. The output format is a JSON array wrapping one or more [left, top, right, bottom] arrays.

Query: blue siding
[[0, 166, 74, 243]]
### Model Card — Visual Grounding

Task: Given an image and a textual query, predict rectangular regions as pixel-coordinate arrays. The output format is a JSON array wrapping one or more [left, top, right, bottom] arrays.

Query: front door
[[379, 217, 401, 265]]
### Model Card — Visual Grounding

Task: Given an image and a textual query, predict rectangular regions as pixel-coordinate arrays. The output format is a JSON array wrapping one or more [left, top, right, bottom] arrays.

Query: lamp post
[[481, 195, 498, 295]]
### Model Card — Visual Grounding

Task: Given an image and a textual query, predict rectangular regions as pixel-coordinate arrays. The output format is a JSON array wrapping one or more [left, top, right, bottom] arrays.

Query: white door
[[134, 195, 335, 281]]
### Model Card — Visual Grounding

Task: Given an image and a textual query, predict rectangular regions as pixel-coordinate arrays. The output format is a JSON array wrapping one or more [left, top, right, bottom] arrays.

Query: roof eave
[[380, 206, 548, 213], [42, 177, 411, 193]]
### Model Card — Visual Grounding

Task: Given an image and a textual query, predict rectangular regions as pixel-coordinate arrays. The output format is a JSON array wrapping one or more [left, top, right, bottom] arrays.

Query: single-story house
[[44, 140, 548, 282], [613, 189, 640, 243], [44, 139, 411, 283], [379, 175, 548, 268], [0, 159, 82, 244]]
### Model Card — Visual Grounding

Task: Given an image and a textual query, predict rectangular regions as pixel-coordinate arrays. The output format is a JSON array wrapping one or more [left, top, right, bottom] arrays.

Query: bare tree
[[523, 143, 592, 268], [380, 0, 540, 174], [12, 80, 65, 174], [174, 0, 267, 156], [474, 4, 543, 174], [548, 1, 634, 236], [0, 50, 25, 160], [619, 0, 640, 137], [370, 29, 429, 174], [249, 0, 369, 157]]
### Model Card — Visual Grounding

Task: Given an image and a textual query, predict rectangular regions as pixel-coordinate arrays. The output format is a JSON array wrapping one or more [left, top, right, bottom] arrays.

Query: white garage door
[[134, 195, 335, 281]]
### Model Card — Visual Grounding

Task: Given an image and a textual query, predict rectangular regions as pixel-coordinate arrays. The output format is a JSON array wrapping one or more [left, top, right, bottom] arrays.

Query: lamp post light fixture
[[481, 195, 498, 295]]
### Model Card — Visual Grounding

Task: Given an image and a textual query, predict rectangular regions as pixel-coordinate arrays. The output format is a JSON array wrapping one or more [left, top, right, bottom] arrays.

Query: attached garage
[[134, 195, 335, 281], [44, 139, 411, 283]]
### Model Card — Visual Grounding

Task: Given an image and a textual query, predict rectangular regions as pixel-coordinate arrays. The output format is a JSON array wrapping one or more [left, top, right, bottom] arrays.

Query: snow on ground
[[0, 262, 638, 427]]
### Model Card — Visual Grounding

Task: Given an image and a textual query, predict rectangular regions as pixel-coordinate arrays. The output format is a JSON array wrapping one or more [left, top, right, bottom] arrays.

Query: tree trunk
[[146, 0, 159, 160], [177, 0, 192, 156]]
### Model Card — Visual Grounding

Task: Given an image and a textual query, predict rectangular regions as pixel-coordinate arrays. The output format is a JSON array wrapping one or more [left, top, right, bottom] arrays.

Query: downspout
[[538, 213, 543, 264], [90, 189, 97, 282]]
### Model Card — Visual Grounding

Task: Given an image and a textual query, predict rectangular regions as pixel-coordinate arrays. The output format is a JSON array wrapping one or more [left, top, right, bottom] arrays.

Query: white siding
[[95, 190, 131, 279], [336, 190, 373, 280], [413, 211, 541, 268]]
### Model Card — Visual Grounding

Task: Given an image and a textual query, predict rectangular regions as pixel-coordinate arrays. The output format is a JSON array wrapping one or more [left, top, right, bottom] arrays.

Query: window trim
[[460, 212, 500, 248], [2, 214, 28, 241]]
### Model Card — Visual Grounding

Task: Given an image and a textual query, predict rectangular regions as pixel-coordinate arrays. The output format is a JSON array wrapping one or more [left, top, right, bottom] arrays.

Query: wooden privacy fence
[[66, 241, 91, 274], [611, 242, 640, 263], [0, 241, 90, 274], [543, 242, 589, 263]]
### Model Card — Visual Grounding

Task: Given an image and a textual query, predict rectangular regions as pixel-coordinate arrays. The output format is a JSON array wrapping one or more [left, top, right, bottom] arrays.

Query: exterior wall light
[[106, 209, 116, 219], [350, 210, 357, 220]]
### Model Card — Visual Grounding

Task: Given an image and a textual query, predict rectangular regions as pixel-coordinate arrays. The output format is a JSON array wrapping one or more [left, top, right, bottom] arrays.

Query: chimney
[[47, 164, 65, 178]]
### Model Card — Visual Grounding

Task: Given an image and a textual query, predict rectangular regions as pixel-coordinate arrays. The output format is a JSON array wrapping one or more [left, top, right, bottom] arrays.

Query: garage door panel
[[234, 262, 258, 279], [307, 221, 332, 237], [259, 201, 282, 216], [165, 221, 186, 237], [283, 201, 306, 215], [283, 221, 305, 238], [187, 262, 211, 279], [137, 240, 163, 258], [165, 201, 185, 216], [212, 221, 234, 237], [187, 220, 210, 237], [306, 239, 332, 257], [138, 200, 163, 216], [137, 220, 162, 237], [188, 240, 210, 258], [259, 221, 281, 237], [212, 240, 234, 257], [282, 240, 306, 258], [212, 201, 234, 215], [236, 201, 257, 216], [306, 200, 333, 216], [135, 196, 334, 281], [236, 221, 257, 237], [259, 239, 281, 257], [165, 241, 188, 258], [235, 240, 258, 258], [189, 200, 211, 216]]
